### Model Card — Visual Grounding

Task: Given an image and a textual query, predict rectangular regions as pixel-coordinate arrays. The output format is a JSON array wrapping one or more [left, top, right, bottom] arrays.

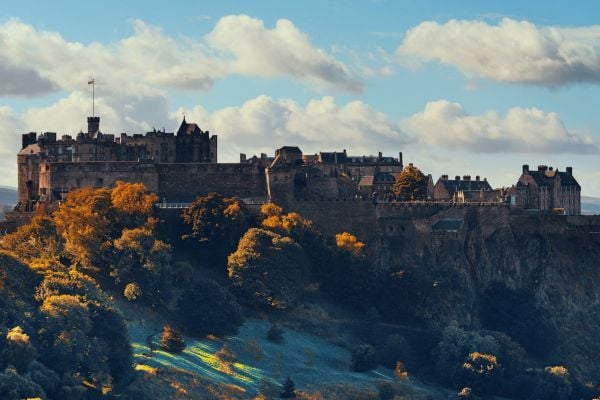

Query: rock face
[[370, 207, 600, 382]]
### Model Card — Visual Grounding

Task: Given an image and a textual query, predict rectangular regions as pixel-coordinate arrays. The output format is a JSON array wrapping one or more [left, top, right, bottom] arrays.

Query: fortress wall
[[42, 162, 160, 194], [157, 163, 267, 202]]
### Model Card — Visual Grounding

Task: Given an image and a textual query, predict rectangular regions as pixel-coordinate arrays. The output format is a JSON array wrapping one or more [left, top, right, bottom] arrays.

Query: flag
[[88, 79, 94, 84]]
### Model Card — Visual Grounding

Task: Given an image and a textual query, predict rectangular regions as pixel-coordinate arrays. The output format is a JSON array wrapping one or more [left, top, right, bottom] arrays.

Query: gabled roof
[[279, 146, 302, 153], [520, 169, 580, 189], [18, 143, 41, 156], [176, 117, 203, 136]]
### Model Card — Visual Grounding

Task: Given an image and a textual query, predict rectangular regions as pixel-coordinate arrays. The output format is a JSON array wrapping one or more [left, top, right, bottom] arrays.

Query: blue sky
[[1, 1, 599, 195]]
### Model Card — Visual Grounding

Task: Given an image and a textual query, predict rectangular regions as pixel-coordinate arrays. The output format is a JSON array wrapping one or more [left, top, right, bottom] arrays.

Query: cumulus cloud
[[208, 15, 363, 92], [0, 107, 22, 187], [405, 99, 599, 153], [398, 18, 600, 86], [178, 95, 411, 161], [0, 16, 360, 97]]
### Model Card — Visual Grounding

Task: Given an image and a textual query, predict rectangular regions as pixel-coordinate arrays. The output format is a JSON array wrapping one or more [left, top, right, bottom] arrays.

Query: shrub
[[124, 282, 142, 301], [267, 324, 284, 343], [159, 324, 185, 353], [351, 344, 377, 372], [176, 279, 243, 337], [453, 352, 502, 396]]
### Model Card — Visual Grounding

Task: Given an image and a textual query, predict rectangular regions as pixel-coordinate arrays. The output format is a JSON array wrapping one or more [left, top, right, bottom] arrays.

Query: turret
[[87, 116, 100, 134]]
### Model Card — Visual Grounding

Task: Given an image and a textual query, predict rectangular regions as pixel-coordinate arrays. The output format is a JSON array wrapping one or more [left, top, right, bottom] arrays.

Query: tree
[[159, 325, 185, 353], [267, 324, 284, 343], [280, 376, 297, 398], [453, 352, 502, 396], [182, 193, 249, 260], [335, 232, 365, 257], [393, 164, 428, 201], [228, 228, 310, 309], [350, 344, 377, 372], [176, 279, 243, 337], [110, 180, 158, 227]]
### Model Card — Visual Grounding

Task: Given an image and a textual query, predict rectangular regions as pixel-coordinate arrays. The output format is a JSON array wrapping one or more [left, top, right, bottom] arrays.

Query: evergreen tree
[[280, 376, 296, 398]]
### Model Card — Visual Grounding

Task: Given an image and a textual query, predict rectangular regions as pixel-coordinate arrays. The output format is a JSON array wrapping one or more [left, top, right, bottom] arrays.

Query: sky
[[1, 0, 599, 195]]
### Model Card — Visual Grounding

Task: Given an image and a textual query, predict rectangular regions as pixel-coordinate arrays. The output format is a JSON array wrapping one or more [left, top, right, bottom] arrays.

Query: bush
[[267, 324, 284, 343], [351, 344, 377, 372], [176, 279, 243, 337], [159, 324, 185, 353], [124, 282, 142, 301]]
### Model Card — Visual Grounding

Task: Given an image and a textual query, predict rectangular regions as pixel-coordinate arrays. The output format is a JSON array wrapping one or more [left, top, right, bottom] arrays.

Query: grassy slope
[[126, 315, 448, 399]]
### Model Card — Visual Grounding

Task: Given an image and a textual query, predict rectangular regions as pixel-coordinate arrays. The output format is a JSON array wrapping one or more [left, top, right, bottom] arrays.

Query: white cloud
[[398, 18, 600, 86], [405, 99, 599, 153], [0, 16, 361, 97], [208, 15, 362, 92], [178, 95, 411, 161], [0, 107, 22, 187]]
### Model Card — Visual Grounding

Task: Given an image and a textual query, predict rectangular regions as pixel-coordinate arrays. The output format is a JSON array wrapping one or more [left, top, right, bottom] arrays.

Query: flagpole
[[92, 80, 95, 117]]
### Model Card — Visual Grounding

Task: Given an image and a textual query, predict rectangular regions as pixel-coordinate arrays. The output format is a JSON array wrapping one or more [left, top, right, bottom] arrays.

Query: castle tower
[[87, 116, 100, 135]]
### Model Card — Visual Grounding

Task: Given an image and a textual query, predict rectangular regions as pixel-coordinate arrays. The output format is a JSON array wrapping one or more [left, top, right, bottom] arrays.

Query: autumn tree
[[52, 187, 113, 270], [228, 228, 310, 309], [182, 193, 250, 262], [335, 232, 365, 257], [393, 164, 428, 201], [110, 180, 158, 227], [159, 324, 185, 353], [0, 214, 63, 269]]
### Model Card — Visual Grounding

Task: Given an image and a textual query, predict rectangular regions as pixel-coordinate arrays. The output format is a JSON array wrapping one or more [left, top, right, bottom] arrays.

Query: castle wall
[[39, 161, 160, 200], [157, 163, 267, 202]]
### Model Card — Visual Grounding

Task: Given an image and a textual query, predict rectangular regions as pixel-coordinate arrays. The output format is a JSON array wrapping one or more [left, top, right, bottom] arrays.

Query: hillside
[[582, 196, 600, 215], [0, 186, 17, 206]]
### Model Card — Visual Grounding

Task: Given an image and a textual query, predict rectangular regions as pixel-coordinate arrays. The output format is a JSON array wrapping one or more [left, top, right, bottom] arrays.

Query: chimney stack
[[566, 166, 573, 175], [522, 164, 529, 174], [455, 175, 461, 181], [442, 174, 448, 181], [475, 175, 480, 181], [398, 152, 403, 167], [378, 151, 383, 161], [463, 175, 471, 181], [537, 165, 547, 172], [87, 116, 100, 134]]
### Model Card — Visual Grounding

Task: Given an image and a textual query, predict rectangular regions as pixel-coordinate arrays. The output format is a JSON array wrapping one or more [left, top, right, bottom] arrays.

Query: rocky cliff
[[369, 206, 600, 382]]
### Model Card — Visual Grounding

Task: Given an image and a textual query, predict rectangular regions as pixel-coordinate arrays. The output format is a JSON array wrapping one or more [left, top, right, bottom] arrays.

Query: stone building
[[18, 116, 217, 210], [509, 164, 581, 215], [433, 175, 494, 202]]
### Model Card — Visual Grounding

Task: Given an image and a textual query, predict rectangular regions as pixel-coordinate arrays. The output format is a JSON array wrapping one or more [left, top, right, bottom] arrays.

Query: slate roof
[[319, 152, 348, 164], [432, 219, 464, 232], [522, 169, 580, 189], [438, 179, 492, 192]]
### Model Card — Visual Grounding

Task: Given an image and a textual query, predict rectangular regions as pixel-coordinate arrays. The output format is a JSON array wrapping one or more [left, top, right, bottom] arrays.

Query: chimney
[[240, 153, 247, 163], [549, 166, 553, 171], [475, 175, 480, 182], [87, 116, 100, 134], [442, 174, 448, 181], [398, 152, 403, 167], [463, 175, 471, 181], [566, 166, 573, 175], [378, 151, 383, 161], [522, 164, 529, 174], [22, 132, 37, 149], [343, 149, 347, 155], [537, 165, 547, 172], [455, 175, 461, 181]]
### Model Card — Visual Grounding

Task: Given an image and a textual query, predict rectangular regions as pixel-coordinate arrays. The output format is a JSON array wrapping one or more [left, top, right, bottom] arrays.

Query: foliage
[[453, 352, 502, 396], [267, 323, 284, 343], [350, 344, 377, 372], [0, 214, 62, 267], [176, 279, 243, 337], [182, 193, 249, 260], [0, 366, 46, 400], [159, 324, 185, 353], [335, 232, 365, 257], [0, 326, 37, 373], [228, 228, 310, 309], [480, 282, 555, 356], [393, 164, 428, 201], [124, 282, 142, 301], [280, 376, 297, 399], [110, 180, 158, 227]]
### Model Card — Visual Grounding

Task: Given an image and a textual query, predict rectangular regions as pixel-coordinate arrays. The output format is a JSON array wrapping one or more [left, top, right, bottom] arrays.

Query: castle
[[16, 115, 581, 217]]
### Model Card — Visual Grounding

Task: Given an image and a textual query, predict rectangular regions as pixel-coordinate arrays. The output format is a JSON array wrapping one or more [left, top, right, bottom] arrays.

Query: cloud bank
[[398, 18, 600, 86], [0, 15, 361, 97], [406, 100, 599, 153]]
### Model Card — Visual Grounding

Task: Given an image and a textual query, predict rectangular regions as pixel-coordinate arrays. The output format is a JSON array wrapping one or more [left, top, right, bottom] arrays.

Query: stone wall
[[157, 163, 267, 202]]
